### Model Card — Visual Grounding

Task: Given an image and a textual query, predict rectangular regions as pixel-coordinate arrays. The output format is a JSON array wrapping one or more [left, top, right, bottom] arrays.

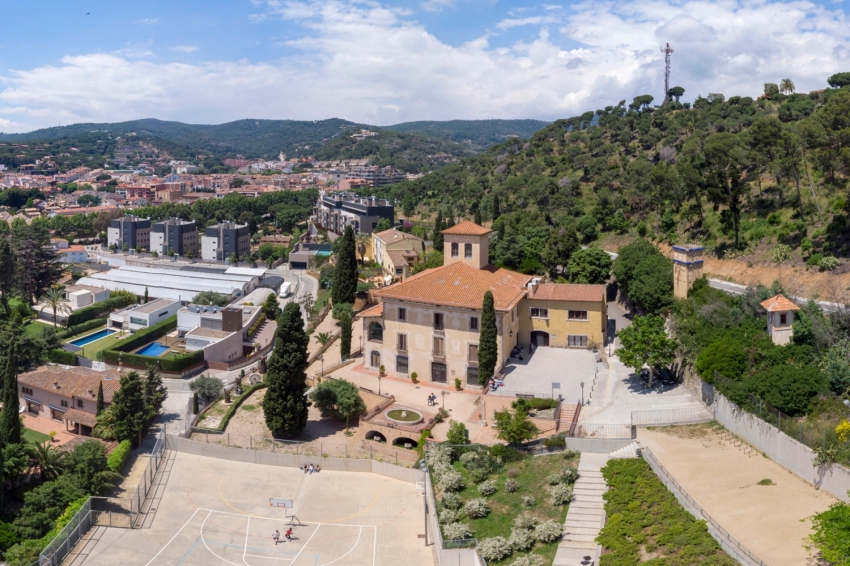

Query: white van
[[279, 282, 292, 298]]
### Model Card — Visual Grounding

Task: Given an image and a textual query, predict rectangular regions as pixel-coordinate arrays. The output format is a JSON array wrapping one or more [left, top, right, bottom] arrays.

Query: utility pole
[[661, 43, 674, 105]]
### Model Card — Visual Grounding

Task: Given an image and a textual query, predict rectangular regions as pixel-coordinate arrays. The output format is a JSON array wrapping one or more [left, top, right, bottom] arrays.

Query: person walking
[[273, 530, 280, 545]]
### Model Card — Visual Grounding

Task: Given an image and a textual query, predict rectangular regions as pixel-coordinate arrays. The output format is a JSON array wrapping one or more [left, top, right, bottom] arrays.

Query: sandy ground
[[638, 425, 836, 566]]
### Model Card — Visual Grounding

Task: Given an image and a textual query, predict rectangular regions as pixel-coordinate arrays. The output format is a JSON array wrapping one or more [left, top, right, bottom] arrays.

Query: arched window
[[371, 351, 381, 367], [368, 322, 384, 342]]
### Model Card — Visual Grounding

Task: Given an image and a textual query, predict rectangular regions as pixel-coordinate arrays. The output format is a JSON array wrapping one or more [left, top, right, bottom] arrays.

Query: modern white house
[[65, 285, 110, 309], [109, 298, 182, 332]]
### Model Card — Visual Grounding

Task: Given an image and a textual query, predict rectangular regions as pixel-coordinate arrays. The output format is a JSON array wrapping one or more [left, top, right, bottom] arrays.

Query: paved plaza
[[488, 347, 602, 403], [69, 452, 432, 566]]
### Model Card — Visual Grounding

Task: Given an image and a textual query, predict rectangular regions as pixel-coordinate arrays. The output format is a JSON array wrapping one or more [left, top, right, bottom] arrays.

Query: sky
[[0, 0, 848, 133]]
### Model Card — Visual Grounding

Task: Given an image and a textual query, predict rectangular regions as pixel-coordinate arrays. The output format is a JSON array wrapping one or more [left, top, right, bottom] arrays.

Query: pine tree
[[144, 364, 167, 413], [0, 338, 21, 445], [339, 310, 352, 359], [478, 291, 498, 385], [433, 211, 444, 252], [96, 382, 105, 415], [332, 226, 357, 306], [263, 291, 280, 320], [111, 371, 148, 446], [263, 302, 310, 436], [492, 195, 501, 221]]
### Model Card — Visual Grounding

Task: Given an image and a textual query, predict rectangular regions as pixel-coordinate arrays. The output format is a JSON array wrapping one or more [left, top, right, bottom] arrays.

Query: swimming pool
[[136, 342, 169, 357], [68, 329, 116, 347]]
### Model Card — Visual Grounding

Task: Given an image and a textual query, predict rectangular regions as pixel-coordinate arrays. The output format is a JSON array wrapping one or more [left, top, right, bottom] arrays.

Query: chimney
[[53, 380, 60, 389]]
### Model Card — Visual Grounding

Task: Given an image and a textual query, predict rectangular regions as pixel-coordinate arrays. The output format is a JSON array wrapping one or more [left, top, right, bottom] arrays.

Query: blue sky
[[0, 0, 848, 132]]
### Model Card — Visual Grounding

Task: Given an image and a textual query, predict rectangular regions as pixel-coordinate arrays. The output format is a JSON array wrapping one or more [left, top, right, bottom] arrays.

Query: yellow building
[[360, 221, 607, 386], [371, 229, 425, 282]]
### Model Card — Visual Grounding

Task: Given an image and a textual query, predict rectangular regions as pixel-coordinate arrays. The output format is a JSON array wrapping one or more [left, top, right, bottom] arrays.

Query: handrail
[[568, 399, 582, 437]]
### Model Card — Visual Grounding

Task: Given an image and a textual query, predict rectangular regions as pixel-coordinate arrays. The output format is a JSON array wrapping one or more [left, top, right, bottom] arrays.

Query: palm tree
[[42, 285, 71, 327], [780, 78, 795, 95], [314, 331, 332, 349], [355, 233, 370, 265], [32, 441, 66, 481]]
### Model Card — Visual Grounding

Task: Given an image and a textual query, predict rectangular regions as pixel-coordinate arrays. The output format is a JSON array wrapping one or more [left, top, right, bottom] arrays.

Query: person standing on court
[[285, 528, 293, 541], [273, 530, 280, 545]]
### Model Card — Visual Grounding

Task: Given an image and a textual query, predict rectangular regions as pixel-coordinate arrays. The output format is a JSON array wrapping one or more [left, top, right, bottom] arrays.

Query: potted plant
[[411, 372, 418, 384], [455, 377, 462, 391]]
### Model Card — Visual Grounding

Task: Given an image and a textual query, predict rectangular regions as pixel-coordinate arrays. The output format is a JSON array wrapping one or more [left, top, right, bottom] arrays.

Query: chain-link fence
[[130, 428, 168, 526]]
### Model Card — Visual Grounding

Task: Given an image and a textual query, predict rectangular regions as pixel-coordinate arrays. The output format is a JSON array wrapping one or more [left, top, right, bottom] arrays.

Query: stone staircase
[[553, 444, 640, 566]]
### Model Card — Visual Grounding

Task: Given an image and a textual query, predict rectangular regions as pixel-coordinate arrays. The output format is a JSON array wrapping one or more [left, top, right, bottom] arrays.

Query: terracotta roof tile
[[19, 366, 122, 403], [530, 284, 606, 302], [63, 408, 97, 428], [760, 294, 800, 312], [441, 221, 491, 236], [373, 229, 422, 244], [358, 303, 384, 318], [376, 262, 530, 311], [386, 249, 417, 265]]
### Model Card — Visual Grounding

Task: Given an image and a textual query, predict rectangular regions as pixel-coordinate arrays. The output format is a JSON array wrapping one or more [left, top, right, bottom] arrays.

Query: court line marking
[[200, 509, 242, 566], [242, 515, 251, 566], [217, 479, 380, 524], [201, 507, 377, 530], [319, 526, 363, 566], [372, 526, 377, 566], [286, 524, 321, 564], [144, 508, 202, 566]]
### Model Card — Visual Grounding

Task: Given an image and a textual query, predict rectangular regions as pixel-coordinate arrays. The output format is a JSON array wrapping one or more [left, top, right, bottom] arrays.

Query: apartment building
[[314, 191, 393, 235], [201, 222, 251, 261], [348, 166, 406, 187], [107, 215, 151, 250], [150, 218, 199, 256]]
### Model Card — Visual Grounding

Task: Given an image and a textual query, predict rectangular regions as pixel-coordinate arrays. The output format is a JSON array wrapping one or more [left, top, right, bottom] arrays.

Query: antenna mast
[[661, 42, 674, 104]]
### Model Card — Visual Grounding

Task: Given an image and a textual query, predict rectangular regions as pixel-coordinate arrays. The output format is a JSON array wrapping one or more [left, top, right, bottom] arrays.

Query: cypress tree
[[478, 291, 498, 385], [96, 382, 105, 415], [263, 302, 310, 436], [493, 195, 501, 221], [332, 226, 357, 305], [433, 211, 444, 252], [144, 287, 149, 304], [0, 338, 21, 446], [339, 310, 352, 359], [192, 391, 199, 415], [0, 237, 15, 317], [474, 207, 482, 226], [0, 431, 4, 513]]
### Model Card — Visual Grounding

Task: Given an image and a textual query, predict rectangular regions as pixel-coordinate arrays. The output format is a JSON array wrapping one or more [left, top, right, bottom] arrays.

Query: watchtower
[[672, 244, 704, 299], [760, 294, 800, 345]]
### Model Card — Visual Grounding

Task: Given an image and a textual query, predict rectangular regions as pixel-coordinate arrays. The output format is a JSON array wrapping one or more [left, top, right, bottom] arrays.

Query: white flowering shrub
[[522, 495, 537, 507], [439, 469, 464, 492], [513, 515, 537, 530], [546, 473, 563, 486], [442, 522, 474, 541], [459, 451, 482, 470], [470, 468, 490, 483], [510, 553, 545, 566], [441, 492, 462, 510], [427, 445, 452, 469], [477, 536, 512, 562], [464, 498, 491, 519], [562, 467, 579, 484], [439, 508, 461, 524], [535, 520, 563, 543], [505, 478, 519, 492], [549, 484, 573, 505], [508, 527, 535, 551], [478, 480, 497, 497]]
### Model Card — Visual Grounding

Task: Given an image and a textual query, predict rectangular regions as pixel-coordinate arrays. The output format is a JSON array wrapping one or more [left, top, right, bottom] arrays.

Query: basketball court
[[69, 451, 432, 566]]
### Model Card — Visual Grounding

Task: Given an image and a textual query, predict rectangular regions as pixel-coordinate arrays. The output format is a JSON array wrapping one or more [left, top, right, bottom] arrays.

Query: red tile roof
[[19, 366, 122, 403], [530, 284, 606, 302], [373, 229, 422, 244], [357, 303, 384, 318], [441, 221, 491, 236], [760, 294, 800, 312]]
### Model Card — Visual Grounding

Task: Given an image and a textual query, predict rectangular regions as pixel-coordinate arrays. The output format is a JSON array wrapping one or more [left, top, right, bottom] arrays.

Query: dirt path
[[638, 425, 835, 566]]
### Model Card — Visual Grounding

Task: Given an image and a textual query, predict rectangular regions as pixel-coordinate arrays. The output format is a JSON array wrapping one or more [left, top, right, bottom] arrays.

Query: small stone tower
[[672, 244, 704, 299], [441, 221, 491, 269], [760, 294, 800, 345]]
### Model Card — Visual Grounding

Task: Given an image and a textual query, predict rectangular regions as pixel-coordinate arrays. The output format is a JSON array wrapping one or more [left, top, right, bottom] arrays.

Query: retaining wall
[[563, 438, 634, 453], [713, 394, 850, 502], [166, 435, 424, 483]]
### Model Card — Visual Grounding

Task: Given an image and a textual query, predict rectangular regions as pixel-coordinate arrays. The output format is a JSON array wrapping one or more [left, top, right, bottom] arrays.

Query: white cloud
[[497, 16, 559, 30], [137, 18, 158, 25], [420, 0, 455, 12], [1, 0, 849, 132], [170, 45, 199, 53]]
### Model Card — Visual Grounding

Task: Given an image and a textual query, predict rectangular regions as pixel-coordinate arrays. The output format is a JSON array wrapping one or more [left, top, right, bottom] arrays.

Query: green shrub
[[0, 521, 19, 553], [505, 478, 519, 492], [513, 398, 557, 411], [246, 313, 267, 339], [66, 295, 136, 326], [107, 440, 132, 473], [807, 253, 824, 267], [48, 349, 77, 366], [542, 435, 566, 449], [478, 480, 497, 497], [820, 256, 840, 271], [488, 444, 524, 463]]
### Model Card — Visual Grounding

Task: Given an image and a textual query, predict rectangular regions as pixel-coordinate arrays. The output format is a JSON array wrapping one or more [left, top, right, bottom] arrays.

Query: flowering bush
[[508, 527, 535, 551], [513, 515, 537, 530], [427, 444, 452, 469], [535, 520, 563, 543], [478, 480, 497, 497], [470, 468, 490, 483], [522, 495, 537, 507], [439, 470, 464, 492], [477, 536, 512, 562], [836, 420, 850, 443], [441, 492, 462, 510], [549, 484, 573, 505], [442, 522, 474, 541], [505, 478, 519, 492], [464, 498, 491, 518], [510, 553, 545, 566], [440, 508, 462, 524]]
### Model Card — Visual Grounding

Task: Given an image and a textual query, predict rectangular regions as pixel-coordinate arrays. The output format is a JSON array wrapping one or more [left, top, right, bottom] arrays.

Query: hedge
[[67, 295, 136, 326], [58, 317, 108, 339], [48, 349, 78, 366], [107, 440, 132, 473], [101, 316, 177, 367], [195, 383, 267, 433]]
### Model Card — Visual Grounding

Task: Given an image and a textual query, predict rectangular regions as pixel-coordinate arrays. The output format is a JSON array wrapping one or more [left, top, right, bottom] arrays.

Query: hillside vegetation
[[385, 119, 549, 150], [372, 76, 850, 275]]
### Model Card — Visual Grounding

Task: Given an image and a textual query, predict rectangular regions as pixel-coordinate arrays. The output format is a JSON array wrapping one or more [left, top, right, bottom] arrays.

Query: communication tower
[[661, 43, 674, 104]]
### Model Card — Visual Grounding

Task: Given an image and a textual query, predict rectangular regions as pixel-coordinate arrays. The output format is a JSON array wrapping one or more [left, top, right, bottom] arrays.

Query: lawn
[[598, 458, 738, 565], [314, 287, 331, 313], [23, 322, 48, 337], [434, 448, 577, 564], [23, 428, 50, 444], [77, 331, 126, 360]]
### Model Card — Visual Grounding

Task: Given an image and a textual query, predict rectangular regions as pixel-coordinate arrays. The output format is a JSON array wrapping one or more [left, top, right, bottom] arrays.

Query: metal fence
[[642, 447, 770, 566], [631, 407, 714, 427], [573, 423, 634, 439], [39, 499, 93, 566], [130, 428, 168, 526]]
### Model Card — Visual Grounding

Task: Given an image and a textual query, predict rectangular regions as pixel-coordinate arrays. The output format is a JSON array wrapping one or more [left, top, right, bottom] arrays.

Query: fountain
[[386, 408, 424, 425]]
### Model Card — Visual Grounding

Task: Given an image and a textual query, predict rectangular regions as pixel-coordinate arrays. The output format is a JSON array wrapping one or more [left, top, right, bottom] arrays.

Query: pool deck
[[63, 329, 118, 352]]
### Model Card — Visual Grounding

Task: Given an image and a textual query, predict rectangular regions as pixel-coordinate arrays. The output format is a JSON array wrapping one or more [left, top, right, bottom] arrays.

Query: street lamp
[[580, 381, 585, 406], [319, 354, 324, 377], [441, 391, 446, 410]]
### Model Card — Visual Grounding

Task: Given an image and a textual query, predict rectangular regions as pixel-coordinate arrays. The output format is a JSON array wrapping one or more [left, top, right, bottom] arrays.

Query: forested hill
[[372, 78, 850, 276], [0, 118, 551, 172]]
